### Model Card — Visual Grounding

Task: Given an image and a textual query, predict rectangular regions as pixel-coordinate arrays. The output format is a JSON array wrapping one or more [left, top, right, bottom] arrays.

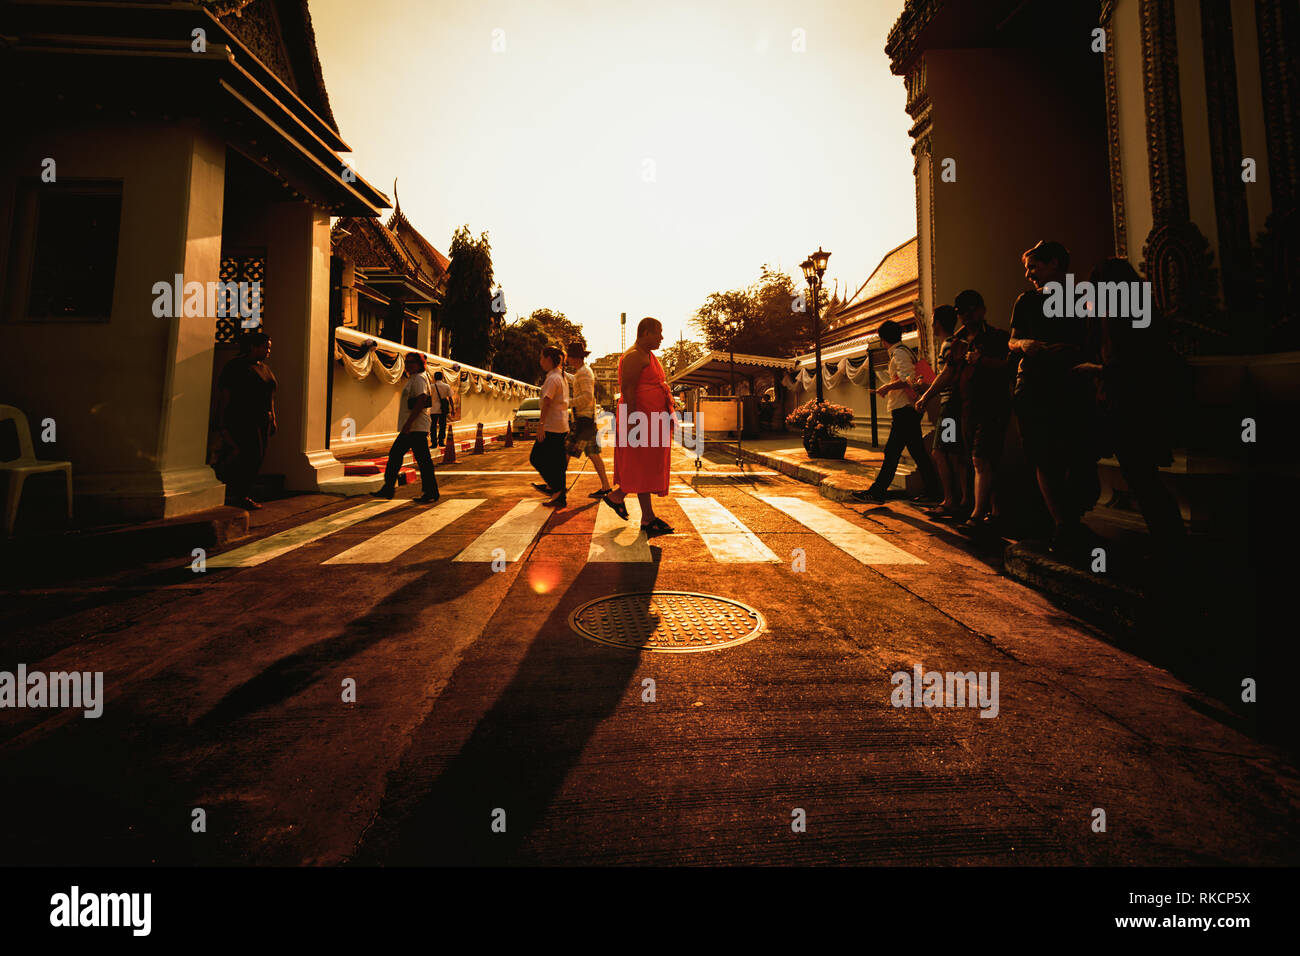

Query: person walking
[[565, 341, 612, 498], [371, 352, 439, 503], [429, 370, 454, 448], [214, 330, 277, 511], [601, 317, 674, 535], [851, 320, 943, 506], [531, 345, 570, 508]]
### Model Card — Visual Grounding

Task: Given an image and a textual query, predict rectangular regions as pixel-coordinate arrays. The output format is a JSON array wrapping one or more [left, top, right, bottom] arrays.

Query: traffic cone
[[472, 422, 485, 454], [503, 424, 514, 448], [442, 427, 456, 464]]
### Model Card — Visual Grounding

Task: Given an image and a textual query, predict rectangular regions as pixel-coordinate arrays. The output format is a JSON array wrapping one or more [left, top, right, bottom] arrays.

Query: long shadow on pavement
[[351, 556, 665, 866]]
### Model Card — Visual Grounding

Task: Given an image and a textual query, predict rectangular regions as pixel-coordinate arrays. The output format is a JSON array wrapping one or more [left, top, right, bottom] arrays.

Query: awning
[[668, 351, 797, 389]]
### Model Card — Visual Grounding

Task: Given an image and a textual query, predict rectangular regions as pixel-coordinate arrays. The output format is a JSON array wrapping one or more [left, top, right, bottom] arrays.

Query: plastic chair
[[0, 405, 73, 535]]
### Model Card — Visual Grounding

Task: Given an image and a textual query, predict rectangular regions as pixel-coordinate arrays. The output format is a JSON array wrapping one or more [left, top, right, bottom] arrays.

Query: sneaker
[[416, 493, 440, 504], [855, 489, 887, 505], [370, 486, 394, 500]]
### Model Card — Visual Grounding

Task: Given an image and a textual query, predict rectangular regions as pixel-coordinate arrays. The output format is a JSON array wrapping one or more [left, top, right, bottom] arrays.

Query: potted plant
[[786, 400, 854, 459]]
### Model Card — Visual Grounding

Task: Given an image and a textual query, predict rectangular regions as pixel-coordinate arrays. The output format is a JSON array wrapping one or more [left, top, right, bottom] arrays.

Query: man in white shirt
[[428, 370, 455, 447], [564, 341, 612, 498], [530, 344, 570, 507], [852, 320, 942, 505], [372, 352, 439, 503]]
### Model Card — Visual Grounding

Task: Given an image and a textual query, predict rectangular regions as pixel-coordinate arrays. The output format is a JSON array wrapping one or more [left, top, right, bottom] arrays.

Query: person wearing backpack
[[852, 319, 943, 505], [428, 370, 454, 449]]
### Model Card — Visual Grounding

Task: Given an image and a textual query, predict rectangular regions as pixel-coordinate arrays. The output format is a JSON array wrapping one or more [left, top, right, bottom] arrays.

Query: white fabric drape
[[823, 361, 847, 389], [845, 356, 873, 386], [333, 341, 405, 385]]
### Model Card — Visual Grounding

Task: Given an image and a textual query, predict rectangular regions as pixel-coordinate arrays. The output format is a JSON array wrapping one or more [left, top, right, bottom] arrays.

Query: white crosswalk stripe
[[676, 496, 780, 563], [209, 493, 926, 569], [323, 499, 485, 564], [589, 497, 651, 562], [453, 499, 551, 563], [207, 499, 407, 568], [755, 496, 925, 565]]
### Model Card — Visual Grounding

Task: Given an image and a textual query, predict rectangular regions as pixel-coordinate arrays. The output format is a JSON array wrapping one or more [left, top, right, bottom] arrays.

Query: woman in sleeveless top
[[602, 317, 674, 535]]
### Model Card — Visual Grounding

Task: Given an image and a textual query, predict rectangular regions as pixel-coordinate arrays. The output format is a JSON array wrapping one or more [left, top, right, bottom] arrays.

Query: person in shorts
[[915, 305, 970, 520], [952, 289, 1011, 535], [564, 341, 611, 498]]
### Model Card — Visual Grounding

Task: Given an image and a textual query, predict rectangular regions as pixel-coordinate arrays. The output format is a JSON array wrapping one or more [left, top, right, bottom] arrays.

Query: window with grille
[[215, 251, 266, 344]]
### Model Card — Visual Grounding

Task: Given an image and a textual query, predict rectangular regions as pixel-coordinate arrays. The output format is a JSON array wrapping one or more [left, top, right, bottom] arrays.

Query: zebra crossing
[[207, 493, 927, 569]]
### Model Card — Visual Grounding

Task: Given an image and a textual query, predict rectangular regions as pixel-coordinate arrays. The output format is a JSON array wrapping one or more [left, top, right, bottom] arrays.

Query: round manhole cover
[[569, 591, 765, 653]]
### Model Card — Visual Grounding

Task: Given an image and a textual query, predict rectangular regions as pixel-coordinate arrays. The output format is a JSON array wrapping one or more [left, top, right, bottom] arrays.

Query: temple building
[[330, 201, 450, 354], [882, 0, 1298, 528], [1, 0, 389, 520], [885, 0, 1297, 361]]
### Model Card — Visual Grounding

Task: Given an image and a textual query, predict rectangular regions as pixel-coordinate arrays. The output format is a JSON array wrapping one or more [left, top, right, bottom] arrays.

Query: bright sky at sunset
[[312, 0, 916, 357]]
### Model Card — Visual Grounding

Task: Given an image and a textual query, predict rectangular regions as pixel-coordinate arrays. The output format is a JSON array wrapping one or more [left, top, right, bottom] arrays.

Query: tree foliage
[[690, 265, 825, 357], [522, 308, 584, 350], [491, 323, 547, 384], [442, 225, 497, 368], [489, 308, 587, 385], [659, 338, 708, 378]]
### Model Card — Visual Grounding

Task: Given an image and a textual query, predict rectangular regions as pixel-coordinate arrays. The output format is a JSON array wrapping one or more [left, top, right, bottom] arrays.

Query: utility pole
[[621, 312, 626, 352]]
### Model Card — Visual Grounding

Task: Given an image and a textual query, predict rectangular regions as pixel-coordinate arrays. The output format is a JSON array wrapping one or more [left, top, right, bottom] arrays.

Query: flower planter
[[805, 435, 847, 460]]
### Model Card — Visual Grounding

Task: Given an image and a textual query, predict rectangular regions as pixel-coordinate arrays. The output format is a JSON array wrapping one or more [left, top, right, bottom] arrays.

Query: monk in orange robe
[[603, 317, 675, 535]]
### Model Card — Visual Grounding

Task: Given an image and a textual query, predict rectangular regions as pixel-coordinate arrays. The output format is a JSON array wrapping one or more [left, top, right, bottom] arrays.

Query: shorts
[[967, 406, 1009, 462], [934, 398, 965, 455], [566, 416, 601, 458]]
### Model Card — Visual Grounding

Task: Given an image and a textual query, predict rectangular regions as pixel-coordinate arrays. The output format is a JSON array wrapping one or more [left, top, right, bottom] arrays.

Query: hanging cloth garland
[[333, 339, 405, 385], [823, 360, 847, 389], [845, 355, 873, 386]]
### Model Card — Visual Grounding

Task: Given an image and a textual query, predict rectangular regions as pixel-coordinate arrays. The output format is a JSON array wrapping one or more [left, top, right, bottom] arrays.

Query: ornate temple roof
[[203, 0, 339, 132]]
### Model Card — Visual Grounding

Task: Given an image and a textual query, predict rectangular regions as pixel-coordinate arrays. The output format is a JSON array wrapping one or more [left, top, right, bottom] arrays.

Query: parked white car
[[512, 398, 541, 437]]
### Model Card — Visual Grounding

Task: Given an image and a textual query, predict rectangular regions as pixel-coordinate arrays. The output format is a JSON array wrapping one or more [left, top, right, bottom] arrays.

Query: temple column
[[260, 202, 345, 490]]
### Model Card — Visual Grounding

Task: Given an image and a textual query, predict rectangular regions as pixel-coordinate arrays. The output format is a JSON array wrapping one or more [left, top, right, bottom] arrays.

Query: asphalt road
[[1, 439, 1295, 866]]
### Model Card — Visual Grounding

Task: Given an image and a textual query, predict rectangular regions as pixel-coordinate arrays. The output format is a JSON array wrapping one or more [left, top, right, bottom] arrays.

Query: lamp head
[[800, 258, 816, 283], [811, 247, 831, 277]]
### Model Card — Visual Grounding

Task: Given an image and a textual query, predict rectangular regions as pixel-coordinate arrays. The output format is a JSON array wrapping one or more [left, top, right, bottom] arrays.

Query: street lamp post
[[727, 315, 743, 465], [800, 247, 831, 405]]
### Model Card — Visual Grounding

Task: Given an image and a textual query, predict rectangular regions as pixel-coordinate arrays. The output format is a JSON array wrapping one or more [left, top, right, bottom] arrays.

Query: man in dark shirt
[[1010, 240, 1101, 553], [215, 331, 277, 510]]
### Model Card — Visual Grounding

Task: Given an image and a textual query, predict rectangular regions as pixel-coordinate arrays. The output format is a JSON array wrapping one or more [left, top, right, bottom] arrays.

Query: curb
[[1, 506, 250, 574], [725, 444, 917, 502], [1002, 542, 1145, 634]]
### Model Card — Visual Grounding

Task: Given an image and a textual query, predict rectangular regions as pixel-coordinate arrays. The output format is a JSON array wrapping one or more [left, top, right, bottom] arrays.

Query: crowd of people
[[215, 246, 1187, 562], [853, 239, 1188, 559]]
